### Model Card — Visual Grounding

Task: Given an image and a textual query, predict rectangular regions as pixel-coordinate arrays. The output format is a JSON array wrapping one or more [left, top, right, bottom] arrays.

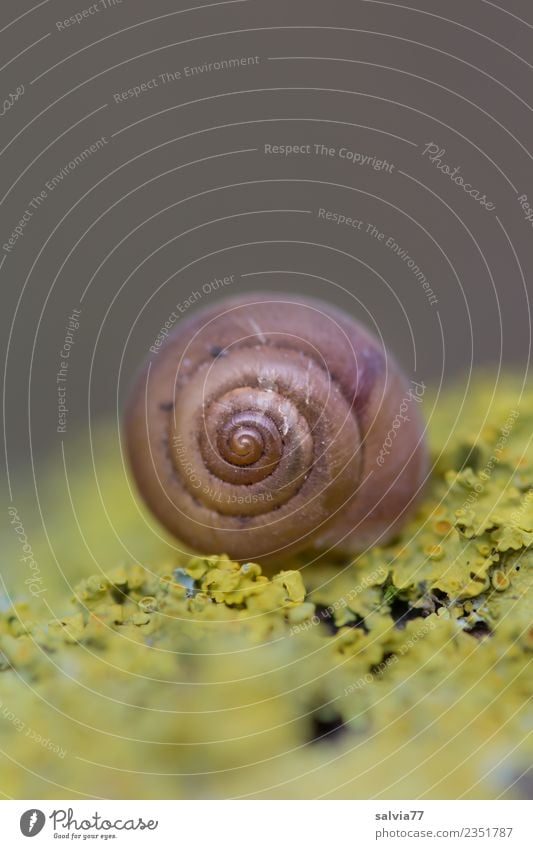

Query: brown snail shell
[[125, 294, 428, 562]]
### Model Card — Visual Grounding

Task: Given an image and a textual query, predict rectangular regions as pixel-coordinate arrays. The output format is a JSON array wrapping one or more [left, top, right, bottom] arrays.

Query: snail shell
[[125, 294, 427, 561]]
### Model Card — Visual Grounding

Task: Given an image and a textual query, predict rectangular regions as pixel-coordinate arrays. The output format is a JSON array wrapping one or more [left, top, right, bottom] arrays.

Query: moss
[[0, 377, 531, 799]]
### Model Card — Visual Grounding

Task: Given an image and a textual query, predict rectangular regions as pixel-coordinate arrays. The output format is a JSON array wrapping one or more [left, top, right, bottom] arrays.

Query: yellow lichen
[[0, 377, 531, 799]]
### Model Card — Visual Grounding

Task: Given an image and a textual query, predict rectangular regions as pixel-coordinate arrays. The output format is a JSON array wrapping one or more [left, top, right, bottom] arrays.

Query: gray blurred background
[[1, 0, 532, 505]]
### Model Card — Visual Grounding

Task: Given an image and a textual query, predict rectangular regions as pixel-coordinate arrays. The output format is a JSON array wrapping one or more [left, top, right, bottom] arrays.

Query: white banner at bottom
[[2, 799, 529, 847]]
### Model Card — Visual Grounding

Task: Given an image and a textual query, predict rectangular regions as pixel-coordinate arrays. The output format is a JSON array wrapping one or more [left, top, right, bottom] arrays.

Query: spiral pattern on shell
[[125, 294, 428, 561]]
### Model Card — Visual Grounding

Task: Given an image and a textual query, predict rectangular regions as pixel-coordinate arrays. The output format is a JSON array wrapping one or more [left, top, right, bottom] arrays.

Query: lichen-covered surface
[[1, 378, 532, 799]]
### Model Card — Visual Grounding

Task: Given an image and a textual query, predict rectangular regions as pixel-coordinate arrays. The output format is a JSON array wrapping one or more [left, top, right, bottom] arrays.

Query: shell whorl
[[125, 295, 427, 561]]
